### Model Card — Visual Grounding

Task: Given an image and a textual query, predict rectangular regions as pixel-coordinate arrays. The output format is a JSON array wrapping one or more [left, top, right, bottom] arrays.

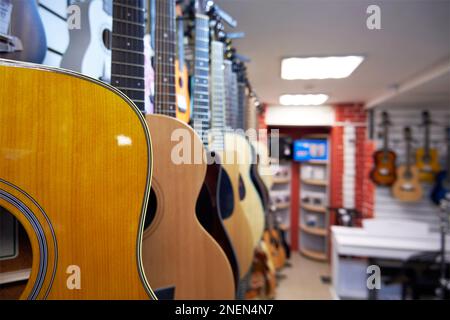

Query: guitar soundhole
[[102, 29, 112, 50], [178, 76, 183, 88], [0, 207, 32, 300], [238, 175, 246, 200], [144, 188, 157, 230]]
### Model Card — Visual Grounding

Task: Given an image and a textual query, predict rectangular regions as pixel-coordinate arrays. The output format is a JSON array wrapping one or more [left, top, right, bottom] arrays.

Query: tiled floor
[[276, 253, 332, 300]]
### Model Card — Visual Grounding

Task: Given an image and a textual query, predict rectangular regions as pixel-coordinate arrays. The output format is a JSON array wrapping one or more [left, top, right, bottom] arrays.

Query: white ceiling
[[215, 0, 450, 107]]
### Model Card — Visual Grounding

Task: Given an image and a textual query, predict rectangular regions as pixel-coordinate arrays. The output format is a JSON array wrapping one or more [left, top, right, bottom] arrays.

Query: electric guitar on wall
[[431, 127, 450, 205], [416, 111, 440, 183], [0, 0, 47, 63], [392, 127, 423, 202], [61, 0, 112, 82], [141, 0, 235, 299], [371, 111, 397, 186]]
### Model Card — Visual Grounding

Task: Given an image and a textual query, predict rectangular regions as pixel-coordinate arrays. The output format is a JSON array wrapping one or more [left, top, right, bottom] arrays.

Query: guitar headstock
[[404, 127, 412, 142], [421, 110, 431, 126], [381, 111, 391, 127]]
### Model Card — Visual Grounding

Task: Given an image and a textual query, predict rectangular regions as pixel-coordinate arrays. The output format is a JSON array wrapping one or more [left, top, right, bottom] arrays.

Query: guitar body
[[196, 156, 240, 288], [225, 133, 265, 248], [416, 148, 441, 183], [0, 0, 47, 63], [431, 171, 449, 205], [264, 230, 286, 270], [175, 59, 191, 123], [143, 114, 235, 299], [392, 166, 423, 202], [61, 0, 112, 81], [217, 149, 255, 278], [370, 150, 397, 186], [0, 60, 153, 299]]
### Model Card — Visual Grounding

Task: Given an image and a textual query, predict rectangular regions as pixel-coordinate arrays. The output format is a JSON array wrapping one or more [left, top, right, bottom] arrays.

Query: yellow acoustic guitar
[[0, 59, 155, 300], [416, 111, 440, 183], [392, 127, 423, 202], [142, 0, 234, 299]]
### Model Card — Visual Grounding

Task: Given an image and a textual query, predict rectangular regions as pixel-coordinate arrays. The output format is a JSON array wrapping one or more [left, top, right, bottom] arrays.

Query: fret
[[111, 0, 145, 112], [111, 62, 143, 74], [114, 0, 145, 10], [113, 18, 145, 27], [112, 36, 144, 52], [112, 50, 144, 65], [111, 77, 145, 90], [113, 33, 144, 42], [113, 21, 144, 38], [111, 47, 144, 55]]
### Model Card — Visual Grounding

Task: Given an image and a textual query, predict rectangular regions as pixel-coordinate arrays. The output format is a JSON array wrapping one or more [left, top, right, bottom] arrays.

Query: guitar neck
[[210, 40, 226, 151], [154, 0, 177, 117], [111, 0, 146, 112], [424, 122, 430, 156], [191, 13, 210, 148], [223, 60, 236, 129], [237, 81, 246, 130]]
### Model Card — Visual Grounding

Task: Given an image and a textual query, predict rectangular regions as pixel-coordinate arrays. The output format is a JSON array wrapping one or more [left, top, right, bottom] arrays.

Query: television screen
[[293, 139, 328, 162]]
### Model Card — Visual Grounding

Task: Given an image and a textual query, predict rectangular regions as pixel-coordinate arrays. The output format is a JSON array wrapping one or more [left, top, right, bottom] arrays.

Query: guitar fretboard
[[111, 0, 146, 112], [237, 81, 246, 130], [191, 14, 210, 147], [154, 0, 176, 117], [210, 40, 226, 151]]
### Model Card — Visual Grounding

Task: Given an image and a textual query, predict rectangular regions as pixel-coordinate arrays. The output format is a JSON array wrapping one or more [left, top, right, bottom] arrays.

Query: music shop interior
[[0, 0, 449, 302]]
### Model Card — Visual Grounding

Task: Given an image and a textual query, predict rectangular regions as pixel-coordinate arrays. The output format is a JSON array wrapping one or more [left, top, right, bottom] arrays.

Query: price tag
[[0, 0, 12, 35]]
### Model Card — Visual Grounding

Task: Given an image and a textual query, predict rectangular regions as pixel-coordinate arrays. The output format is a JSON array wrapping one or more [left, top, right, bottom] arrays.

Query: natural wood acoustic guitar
[[392, 127, 423, 202], [142, 0, 234, 299]]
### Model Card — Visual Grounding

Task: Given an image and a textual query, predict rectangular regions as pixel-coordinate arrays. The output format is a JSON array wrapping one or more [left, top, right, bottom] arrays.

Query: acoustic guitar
[[431, 127, 450, 205], [0, 58, 155, 299], [183, 1, 240, 288], [392, 127, 423, 202], [416, 111, 440, 183], [208, 28, 254, 280], [371, 111, 397, 186], [142, 0, 235, 299], [61, 0, 112, 82], [220, 49, 265, 250], [174, 3, 191, 123], [0, 0, 46, 63]]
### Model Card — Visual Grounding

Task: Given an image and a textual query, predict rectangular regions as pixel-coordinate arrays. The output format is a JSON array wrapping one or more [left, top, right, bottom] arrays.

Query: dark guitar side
[[0, 0, 47, 63], [196, 153, 240, 288]]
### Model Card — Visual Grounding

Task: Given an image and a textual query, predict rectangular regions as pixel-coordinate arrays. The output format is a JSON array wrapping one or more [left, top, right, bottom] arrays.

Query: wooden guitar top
[[0, 60, 154, 299], [143, 114, 235, 299]]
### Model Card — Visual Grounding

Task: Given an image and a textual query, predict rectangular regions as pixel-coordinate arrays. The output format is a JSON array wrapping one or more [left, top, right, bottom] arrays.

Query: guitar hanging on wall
[[416, 111, 440, 183], [431, 127, 450, 205], [392, 127, 423, 202], [61, 0, 112, 82], [370, 111, 397, 186], [0, 0, 47, 63]]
